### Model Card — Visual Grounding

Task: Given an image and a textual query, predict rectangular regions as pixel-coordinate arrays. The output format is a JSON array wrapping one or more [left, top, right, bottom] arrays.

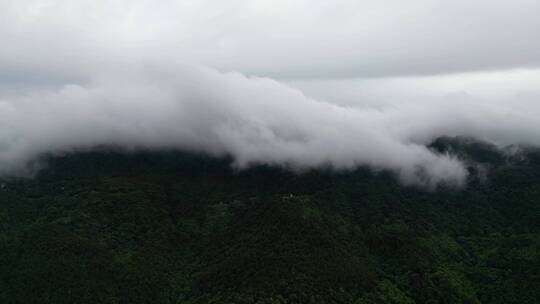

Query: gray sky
[[1, 0, 540, 185], [1, 0, 540, 80]]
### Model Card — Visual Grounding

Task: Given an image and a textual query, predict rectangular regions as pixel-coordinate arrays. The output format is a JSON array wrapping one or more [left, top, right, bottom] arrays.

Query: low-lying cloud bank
[[2, 63, 540, 186], [2, 1, 540, 186], [0, 63, 466, 186]]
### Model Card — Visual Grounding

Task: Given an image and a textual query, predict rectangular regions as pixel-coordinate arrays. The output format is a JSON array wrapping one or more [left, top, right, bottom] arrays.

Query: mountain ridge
[[0, 137, 539, 303]]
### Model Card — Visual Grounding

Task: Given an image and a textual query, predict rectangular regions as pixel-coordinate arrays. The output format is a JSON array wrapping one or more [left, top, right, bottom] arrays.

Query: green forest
[[0, 137, 539, 303]]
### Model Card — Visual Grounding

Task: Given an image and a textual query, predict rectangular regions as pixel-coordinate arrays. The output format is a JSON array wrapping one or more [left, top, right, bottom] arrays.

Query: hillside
[[0, 138, 539, 303]]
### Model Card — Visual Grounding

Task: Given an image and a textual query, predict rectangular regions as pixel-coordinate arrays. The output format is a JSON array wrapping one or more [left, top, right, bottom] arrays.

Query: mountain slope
[[0, 138, 539, 303]]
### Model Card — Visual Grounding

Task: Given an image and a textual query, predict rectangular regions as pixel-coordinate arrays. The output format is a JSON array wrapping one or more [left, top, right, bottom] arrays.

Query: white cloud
[[0, 1, 539, 186], [1, 0, 539, 80], [0, 63, 469, 186]]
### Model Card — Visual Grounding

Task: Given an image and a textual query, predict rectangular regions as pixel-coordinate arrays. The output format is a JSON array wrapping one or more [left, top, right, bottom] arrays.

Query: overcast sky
[[1, 0, 539, 186], [2, 0, 540, 80]]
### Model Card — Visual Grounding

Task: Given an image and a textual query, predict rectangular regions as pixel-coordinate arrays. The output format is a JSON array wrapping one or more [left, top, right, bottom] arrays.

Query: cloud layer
[[2, 0, 540, 79], [1, 1, 540, 186], [0, 64, 469, 186], [3, 63, 540, 186]]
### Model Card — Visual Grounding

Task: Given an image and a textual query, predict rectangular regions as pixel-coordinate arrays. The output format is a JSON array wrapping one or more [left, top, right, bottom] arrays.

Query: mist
[[1, 1, 540, 186]]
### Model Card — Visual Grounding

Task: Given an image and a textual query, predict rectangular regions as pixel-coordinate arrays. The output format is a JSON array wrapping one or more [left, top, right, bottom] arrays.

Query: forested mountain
[[0, 137, 539, 303]]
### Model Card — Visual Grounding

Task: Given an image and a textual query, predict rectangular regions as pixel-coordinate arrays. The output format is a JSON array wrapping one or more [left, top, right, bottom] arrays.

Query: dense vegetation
[[0, 137, 539, 303]]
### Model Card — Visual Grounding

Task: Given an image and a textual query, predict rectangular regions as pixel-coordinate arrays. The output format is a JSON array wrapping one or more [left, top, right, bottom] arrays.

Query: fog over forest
[[1, 0, 540, 185]]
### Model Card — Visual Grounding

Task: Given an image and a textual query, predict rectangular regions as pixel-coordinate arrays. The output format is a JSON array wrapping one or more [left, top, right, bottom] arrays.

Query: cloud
[[289, 69, 540, 147], [0, 63, 468, 186], [1, 1, 539, 80], [1, 1, 540, 186]]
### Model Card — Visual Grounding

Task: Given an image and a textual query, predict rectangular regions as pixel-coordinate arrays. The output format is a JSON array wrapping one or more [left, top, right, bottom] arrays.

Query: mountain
[[1, 138, 539, 303]]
